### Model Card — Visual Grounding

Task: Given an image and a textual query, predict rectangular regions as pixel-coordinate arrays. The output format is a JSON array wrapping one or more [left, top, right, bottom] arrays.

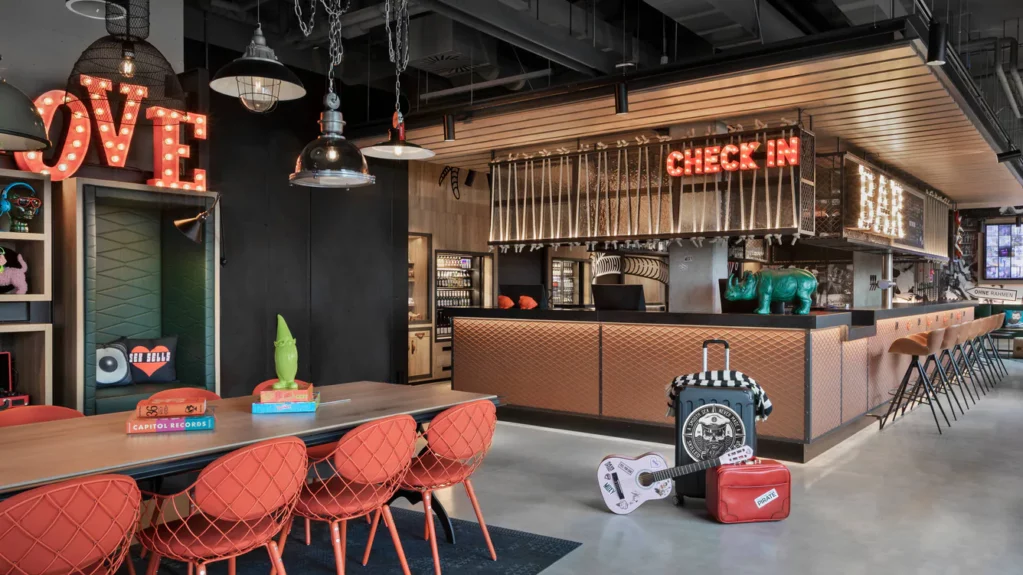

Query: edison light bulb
[[326, 148, 339, 161], [120, 44, 136, 79], [393, 146, 404, 157]]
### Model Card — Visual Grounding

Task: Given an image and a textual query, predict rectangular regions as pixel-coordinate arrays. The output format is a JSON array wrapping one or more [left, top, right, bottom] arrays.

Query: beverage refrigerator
[[435, 251, 493, 341]]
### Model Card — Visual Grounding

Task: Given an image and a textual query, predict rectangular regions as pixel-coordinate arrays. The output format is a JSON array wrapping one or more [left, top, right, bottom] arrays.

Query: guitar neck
[[646, 457, 722, 483]]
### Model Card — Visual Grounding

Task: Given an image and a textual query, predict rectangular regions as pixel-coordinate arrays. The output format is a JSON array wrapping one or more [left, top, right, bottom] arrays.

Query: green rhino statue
[[724, 269, 818, 315]]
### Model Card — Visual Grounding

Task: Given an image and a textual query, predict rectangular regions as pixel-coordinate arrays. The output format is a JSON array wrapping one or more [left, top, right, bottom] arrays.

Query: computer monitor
[[592, 284, 646, 311], [499, 284, 548, 309]]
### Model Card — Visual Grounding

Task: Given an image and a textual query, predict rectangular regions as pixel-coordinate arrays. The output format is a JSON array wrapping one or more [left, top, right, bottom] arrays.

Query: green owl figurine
[[273, 314, 299, 390]]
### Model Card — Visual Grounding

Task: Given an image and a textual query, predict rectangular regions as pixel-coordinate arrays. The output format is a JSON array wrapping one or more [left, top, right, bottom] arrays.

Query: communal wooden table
[[0, 382, 497, 542]]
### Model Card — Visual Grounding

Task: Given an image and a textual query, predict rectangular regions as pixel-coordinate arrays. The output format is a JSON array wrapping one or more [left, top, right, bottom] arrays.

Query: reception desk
[[448, 302, 975, 461]]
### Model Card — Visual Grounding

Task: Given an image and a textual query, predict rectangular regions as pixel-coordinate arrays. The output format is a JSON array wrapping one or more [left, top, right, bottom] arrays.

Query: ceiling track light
[[443, 114, 456, 142], [926, 20, 948, 66], [615, 82, 629, 115], [997, 149, 1022, 163]]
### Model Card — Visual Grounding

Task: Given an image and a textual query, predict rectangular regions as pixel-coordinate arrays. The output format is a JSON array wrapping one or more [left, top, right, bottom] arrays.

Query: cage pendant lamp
[[290, 93, 375, 188], [362, 112, 435, 160], [209, 25, 306, 113]]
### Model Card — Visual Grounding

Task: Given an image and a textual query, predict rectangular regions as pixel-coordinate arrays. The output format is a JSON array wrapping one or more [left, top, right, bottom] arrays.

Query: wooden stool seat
[[889, 328, 945, 356], [879, 328, 951, 433]]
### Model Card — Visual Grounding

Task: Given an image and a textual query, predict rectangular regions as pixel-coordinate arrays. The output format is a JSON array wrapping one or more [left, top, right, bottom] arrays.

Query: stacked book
[[127, 397, 216, 434], [252, 386, 320, 414]]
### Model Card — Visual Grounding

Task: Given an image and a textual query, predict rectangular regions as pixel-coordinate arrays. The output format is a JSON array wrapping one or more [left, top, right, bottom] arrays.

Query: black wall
[[187, 41, 408, 397], [497, 250, 545, 286]]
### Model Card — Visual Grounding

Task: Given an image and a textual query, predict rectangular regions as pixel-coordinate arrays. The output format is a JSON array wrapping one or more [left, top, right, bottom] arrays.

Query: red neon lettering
[[703, 146, 721, 174], [775, 137, 801, 167], [14, 90, 91, 181], [766, 139, 776, 168], [79, 75, 147, 168], [720, 144, 740, 171], [739, 141, 760, 170], [147, 107, 207, 190], [666, 151, 685, 177]]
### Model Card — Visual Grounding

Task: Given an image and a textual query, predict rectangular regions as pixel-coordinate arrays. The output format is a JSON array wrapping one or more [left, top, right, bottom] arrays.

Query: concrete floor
[[413, 361, 1023, 574]]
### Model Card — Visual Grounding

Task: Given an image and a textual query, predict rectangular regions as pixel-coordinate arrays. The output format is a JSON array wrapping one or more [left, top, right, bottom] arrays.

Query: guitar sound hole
[[637, 472, 653, 487]]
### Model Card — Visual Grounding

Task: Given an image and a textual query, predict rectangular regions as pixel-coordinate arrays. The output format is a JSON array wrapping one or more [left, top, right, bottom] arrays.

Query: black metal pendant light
[[926, 21, 948, 66], [174, 194, 220, 243], [363, 112, 436, 160], [0, 56, 49, 152], [209, 1, 305, 113], [68, 0, 185, 108]]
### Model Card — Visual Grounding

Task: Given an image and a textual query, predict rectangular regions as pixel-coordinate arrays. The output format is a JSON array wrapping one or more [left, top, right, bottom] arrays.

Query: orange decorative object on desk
[[518, 295, 539, 310]]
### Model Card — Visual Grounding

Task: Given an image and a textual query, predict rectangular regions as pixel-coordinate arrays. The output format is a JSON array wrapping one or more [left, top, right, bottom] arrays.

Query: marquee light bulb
[[36, 107, 44, 114], [164, 138, 173, 145], [72, 140, 82, 148], [116, 143, 125, 150], [75, 125, 85, 134], [42, 97, 53, 106], [100, 125, 109, 132], [164, 168, 173, 176], [124, 112, 133, 120], [105, 141, 114, 148], [195, 173, 204, 181], [165, 125, 174, 132], [196, 185, 205, 191], [95, 108, 104, 116], [111, 155, 120, 163], [58, 163, 67, 172], [26, 152, 36, 160], [165, 153, 173, 160], [177, 147, 186, 154], [68, 153, 76, 161], [121, 128, 129, 135]]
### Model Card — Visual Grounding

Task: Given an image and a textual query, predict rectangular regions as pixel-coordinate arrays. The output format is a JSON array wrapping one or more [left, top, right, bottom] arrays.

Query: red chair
[[0, 405, 83, 428], [282, 414, 417, 575], [137, 437, 307, 575], [370, 400, 497, 575], [252, 379, 334, 460], [148, 388, 222, 402], [0, 474, 141, 575]]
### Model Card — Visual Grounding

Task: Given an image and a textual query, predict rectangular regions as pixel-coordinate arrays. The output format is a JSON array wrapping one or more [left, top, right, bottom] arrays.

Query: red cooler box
[[706, 459, 790, 523]]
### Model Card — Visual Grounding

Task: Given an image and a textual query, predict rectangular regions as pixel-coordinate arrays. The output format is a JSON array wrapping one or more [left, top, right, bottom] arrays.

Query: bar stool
[[964, 319, 997, 390], [936, 323, 977, 409], [979, 315, 1008, 380], [952, 320, 988, 398], [880, 327, 950, 433], [919, 325, 966, 418]]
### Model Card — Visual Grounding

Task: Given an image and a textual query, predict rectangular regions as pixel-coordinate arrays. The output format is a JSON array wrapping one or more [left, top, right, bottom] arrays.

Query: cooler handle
[[702, 339, 730, 371]]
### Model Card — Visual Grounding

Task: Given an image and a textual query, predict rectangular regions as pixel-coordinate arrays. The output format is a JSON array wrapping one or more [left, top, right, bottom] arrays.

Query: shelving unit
[[0, 169, 54, 406], [0, 169, 52, 304]]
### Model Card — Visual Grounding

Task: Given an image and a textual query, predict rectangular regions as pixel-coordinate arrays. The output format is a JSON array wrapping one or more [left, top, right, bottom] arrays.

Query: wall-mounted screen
[[984, 224, 1023, 279]]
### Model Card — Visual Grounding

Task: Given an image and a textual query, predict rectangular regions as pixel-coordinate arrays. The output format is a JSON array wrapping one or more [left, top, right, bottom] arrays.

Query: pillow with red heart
[[121, 336, 178, 383]]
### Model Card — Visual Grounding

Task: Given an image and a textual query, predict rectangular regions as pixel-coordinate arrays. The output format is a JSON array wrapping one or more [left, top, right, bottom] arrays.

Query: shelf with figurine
[[0, 169, 52, 303]]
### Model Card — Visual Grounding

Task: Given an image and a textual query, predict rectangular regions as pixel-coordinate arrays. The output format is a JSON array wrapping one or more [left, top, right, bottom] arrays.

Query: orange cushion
[[497, 295, 515, 309], [138, 515, 278, 561], [401, 452, 472, 489], [306, 441, 338, 461], [294, 477, 391, 519], [518, 295, 539, 310]]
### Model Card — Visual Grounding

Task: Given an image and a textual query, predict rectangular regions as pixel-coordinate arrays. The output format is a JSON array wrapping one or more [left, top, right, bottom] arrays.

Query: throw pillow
[[1005, 310, 1023, 329], [96, 341, 132, 387], [123, 336, 178, 383], [497, 295, 515, 309]]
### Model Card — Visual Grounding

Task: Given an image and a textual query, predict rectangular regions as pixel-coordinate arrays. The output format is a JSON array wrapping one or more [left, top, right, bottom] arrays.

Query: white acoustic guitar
[[597, 446, 754, 515]]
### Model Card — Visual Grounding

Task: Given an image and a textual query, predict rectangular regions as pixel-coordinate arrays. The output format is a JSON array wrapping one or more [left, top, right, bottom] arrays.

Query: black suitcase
[[671, 340, 758, 505]]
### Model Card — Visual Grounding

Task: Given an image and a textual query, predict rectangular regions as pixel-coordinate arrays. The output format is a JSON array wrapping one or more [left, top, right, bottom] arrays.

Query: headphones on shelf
[[0, 182, 36, 218]]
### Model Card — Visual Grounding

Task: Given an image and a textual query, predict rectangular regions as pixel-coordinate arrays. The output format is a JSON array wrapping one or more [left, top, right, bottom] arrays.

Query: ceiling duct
[[644, 0, 801, 47], [408, 14, 496, 78]]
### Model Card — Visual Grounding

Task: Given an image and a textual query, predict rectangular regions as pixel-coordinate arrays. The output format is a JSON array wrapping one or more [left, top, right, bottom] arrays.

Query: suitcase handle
[[702, 339, 730, 371]]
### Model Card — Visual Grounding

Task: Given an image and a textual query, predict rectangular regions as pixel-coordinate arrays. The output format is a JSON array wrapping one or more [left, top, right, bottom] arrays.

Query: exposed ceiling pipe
[[964, 37, 1023, 119], [420, 69, 552, 100], [1006, 40, 1023, 116]]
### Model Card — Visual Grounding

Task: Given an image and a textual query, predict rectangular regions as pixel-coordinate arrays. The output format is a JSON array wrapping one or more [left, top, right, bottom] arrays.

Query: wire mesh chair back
[[251, 379, 312, 395], [193, 437, 308, 521], [403, 400, 496, 490], [137, 437, 307, 563], [0, 474, 141, 575], [148, 387, 222, 402], [0, 405, 84, 428], [298, 414, 417, 522]]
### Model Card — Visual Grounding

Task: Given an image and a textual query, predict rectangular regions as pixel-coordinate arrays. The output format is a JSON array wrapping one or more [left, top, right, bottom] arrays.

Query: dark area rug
[[130, 507, 581, 574]]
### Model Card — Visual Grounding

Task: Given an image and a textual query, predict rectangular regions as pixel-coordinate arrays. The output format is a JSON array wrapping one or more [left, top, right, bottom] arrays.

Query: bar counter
[[447, 302, 976, 461]]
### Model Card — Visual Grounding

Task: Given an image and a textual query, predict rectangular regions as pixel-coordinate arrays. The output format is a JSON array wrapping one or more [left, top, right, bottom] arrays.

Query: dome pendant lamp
[[209, 2, 305, 112], [0, 56, 50, 152], [290, 92, 375, 188], [362, 111, 436, 160], [361, 0, 434, 161]]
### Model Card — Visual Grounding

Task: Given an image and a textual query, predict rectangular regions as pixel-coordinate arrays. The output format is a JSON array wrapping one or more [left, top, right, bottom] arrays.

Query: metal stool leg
[[914, 357, 948, 432], [955, 344, 985, 397], [943, 349, 975, 407], [933, 355, 963, 417], [986, 333, 1009, 376], [879, 362, 915, 430], [921, 355, 959, 420]]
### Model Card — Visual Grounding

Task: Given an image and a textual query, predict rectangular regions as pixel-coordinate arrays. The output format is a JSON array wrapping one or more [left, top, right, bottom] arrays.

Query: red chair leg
[[126, 557, 137, 575], [305, 518, 311, 546], [362, 509, 382, 566], [195, 563, 205, 575], [228, 557, 236, 575], [271, 516, 293, 575], [381, 506, 412, 575], [330, 520, 345, 575], [145, 553, 160, 575], [423, 509, 430, 541], [187, 563, 194, 575], [423, 491, 442, 575], [268, 541, 287, 575], [463, 479, 497, 561]]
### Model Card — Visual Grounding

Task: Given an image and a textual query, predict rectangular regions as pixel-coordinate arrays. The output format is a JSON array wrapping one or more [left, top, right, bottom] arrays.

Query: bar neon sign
[[13, 74, 207, 190], [854, 164, 904, 239], [665, 137, 800, 176]]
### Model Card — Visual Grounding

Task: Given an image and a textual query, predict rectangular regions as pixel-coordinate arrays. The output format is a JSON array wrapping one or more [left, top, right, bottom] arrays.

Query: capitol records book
[[252, 393, 321, 414], [258, 386, 314, 404], [135, 397, 207, 418], [126, 410, 216, 434]]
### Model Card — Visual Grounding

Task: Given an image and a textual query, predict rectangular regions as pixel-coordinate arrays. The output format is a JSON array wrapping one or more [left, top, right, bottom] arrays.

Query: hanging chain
[[294, 0, 352, 93], [384, 0, 411, 115]]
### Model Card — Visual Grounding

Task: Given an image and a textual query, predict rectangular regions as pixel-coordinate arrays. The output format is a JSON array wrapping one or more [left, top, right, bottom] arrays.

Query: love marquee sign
[[13, 74, 208, 190]]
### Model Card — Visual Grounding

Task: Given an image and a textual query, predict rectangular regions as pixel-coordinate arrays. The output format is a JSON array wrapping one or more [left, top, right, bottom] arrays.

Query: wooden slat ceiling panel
[[372, 43, 1020, 202]]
